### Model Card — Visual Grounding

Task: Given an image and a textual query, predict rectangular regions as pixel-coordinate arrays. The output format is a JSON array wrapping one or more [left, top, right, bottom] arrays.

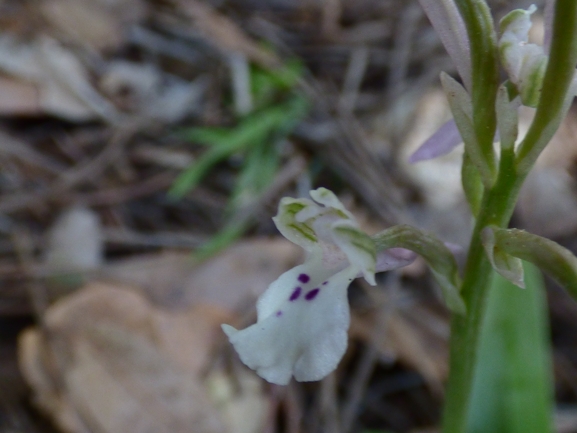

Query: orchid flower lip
[[289, 287, 302, 301]]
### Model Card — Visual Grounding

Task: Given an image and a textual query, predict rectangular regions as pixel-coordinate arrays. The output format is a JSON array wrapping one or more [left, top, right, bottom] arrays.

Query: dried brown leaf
[[175, 0, 280, 69], [0, 36, 117, 121], [40, 0, 147, 51], [0, 76, 41, 115], [18, 282, 233, 433], [351, 303, 449, 393], [99, 61, 205, 122]]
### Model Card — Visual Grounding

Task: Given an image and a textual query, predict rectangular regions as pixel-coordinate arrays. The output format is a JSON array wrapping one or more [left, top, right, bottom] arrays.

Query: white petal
[[273, 189, 366, 269], [222, 266, 357, 385], [418, 0, 472, 91], [309, 187, 354, 220], [409, 119, 463, 163], [499, 6, 548, 107], [273, 196, 319, 252], [330, 220, 376, 285], [255, 255, 331, 319]]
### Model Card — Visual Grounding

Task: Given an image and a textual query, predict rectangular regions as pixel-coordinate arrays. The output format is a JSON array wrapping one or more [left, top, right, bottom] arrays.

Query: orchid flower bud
[[222, 188, 415, 385]]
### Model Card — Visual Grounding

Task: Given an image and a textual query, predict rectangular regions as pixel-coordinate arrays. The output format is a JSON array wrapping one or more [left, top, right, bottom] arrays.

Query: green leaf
[[467, 261, 553, 433], [373, 225, 465, 314], [168, 143, 239, 198]]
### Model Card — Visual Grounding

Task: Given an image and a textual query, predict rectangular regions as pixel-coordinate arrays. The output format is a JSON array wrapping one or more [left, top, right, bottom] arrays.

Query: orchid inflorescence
[[222, 2, 577, 431]]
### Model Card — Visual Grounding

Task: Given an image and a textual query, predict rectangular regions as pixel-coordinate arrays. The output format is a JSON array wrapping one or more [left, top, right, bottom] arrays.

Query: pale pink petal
[[544, 0, 555, 54], [375, 248, 417, 273], [419, 0, 471, 90], [444, 241, 464, 256], [409, 119, 462, 163]]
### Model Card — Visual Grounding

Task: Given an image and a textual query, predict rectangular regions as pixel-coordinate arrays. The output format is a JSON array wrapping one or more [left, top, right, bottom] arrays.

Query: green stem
[[442, 1, 577, 431], [455, 0, 499, 186], [516, 0, 577, 175], [443, 150, 520, 433]]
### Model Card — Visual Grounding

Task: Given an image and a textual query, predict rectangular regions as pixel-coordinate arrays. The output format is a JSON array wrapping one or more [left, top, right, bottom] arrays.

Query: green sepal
[[373, 225, 465, 314]]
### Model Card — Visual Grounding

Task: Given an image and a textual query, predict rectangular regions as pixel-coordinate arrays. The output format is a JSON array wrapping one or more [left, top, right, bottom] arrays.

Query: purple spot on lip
[[289, 287, 302, 301], [322, 281, 328, 285], [305, 288, 320, 301], [276, 310, 283, 317], [298, 273, 310, 283]]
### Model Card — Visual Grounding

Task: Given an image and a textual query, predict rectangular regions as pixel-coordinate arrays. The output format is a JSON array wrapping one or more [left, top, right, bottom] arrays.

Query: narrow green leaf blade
[[194, 220, 249, 261], [467, 262, 553, 433], [168, 145, 233, 199], [178, 127, 233, 146]]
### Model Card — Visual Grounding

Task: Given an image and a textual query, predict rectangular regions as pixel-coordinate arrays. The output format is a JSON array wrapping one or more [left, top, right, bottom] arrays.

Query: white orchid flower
[[499, 5, 548, 107], [222, 188, 415, 385]]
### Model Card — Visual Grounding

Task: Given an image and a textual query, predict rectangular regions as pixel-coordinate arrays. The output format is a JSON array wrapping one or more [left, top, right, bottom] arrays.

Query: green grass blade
[[178, 127, 232, 146], [229, 139, 279, 211], [168, 144, 234, 199], [193, 219, 249, 261]]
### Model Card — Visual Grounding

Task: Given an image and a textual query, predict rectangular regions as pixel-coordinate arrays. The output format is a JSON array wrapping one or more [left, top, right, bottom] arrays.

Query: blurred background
[[0, 0, 576, 432]]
